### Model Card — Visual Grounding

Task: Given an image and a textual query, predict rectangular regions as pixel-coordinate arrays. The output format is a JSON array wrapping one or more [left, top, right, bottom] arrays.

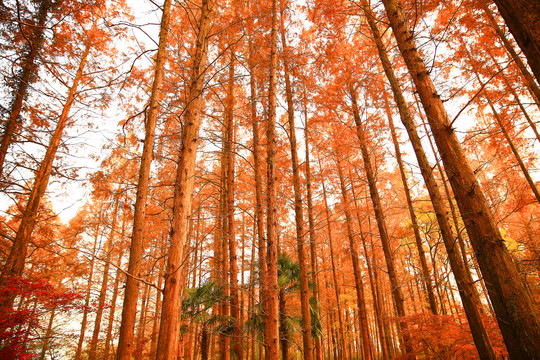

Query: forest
[[0, 0, 539, 358]]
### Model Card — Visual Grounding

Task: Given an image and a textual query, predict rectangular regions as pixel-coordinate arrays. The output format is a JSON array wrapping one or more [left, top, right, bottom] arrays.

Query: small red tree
[[0, 277, 83, 358]]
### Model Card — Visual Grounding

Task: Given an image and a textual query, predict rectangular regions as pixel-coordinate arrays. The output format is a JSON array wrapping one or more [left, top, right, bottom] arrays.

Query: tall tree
[[155, 0, 214, 356], [491, 0, 540, 83], [381, 0, 540, 357], [115, 1, 172, 358], [263, 0, 281, 356]]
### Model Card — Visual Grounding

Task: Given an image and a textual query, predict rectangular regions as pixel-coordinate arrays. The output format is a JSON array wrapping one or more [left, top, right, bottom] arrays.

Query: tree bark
[[0, 0, 51, 178], [104, 203, 127, 360], [88, 197, 120, 360], [335, 159, 373, 360], [383, 100, 438, 315], [154, 0, 213, 357], [280, 11, 314, 358], [381, 0, 540, 357], [0, 42, 91, 304], [321, 177, 347, 358], [224, 48, 243, 360], [263, 0, 280, 356], [75, 221, 100, 360], [348, 85, 412, 356], [116, 1, 172, 358], [491, 0, 540, 84]]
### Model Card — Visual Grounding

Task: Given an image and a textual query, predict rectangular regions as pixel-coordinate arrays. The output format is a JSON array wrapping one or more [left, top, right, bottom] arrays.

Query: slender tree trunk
[[381, 0, 540, 356], [348, 86, 411, 356], [116, 2, 172, 358], [487, 96, 540, 204], [224, 47, 242, 360], [468, 49, 540, 204], [335, 160, 372, 360], [88, 197, 120, 360], [280, 12, 314, 358], [135, 283, 151, 358], [350, 176, 389, 360], [279, 289, 289, 360], [384, 100, 438, 315], [320, 177, 347, 358], [486, 50, 540, 143], [104, 203, 128, 360], [155, 0, 213, 358], [0, 43, 91, 297], [149, 258, 164, 359], [480, 2, 540, 108], [39, 305, 56, 360], [75, 221, 100, 360], [0, 0, 51, 178], [248, 29, 268, 358], [304, 93, 324, 360], [263, 0, 280, 356], [491, 0, 540, 84]]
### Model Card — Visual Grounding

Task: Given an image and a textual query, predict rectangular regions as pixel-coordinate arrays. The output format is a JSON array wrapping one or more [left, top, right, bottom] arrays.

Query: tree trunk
[[348, 85, 412, 356], [104, 203, 128, 360], [39, 305, 56, 360], [263, 0, 280, 356], [224, 48, 243, 360], [321, 178, 347, 358], [0, 43, 91, 297], [350, 175, 389, 360], [280, 12, 314, 358], [304, 94, 324, 360], [381, 0, 540, 357], [88, 197, 120, 360], [491, 0, 540, 84], [116, 1, 172, 358], [480, 3, 540, 109], [384, 100, 438, 315], [279, 288, 289, 360], [0, 0, 51, 178], [75, 221, 100, 360], [155, 0, 213, 357], [335, 159, 373, 360]]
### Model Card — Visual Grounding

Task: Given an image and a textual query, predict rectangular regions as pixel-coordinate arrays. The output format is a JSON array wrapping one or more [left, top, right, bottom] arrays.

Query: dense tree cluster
[[0, 0, 539, 358]]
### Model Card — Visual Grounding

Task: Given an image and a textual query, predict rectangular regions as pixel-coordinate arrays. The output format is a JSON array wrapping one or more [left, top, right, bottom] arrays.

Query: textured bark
[[280, 12, 314, 358], [0, 0, 51, 178], [263, 0, 280, 356], [116, 1, 172, 358], [279, 288, 290, 360], [491, 0, 540, 84], [155, 0, 213, 357], [0, 43, 91, 302], [382, 0, 540, 357]]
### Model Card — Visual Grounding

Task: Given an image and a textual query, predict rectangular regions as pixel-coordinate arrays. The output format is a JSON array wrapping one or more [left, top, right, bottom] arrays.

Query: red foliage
[[0, 277, 84, 359], [395, 312, 508, 359]]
